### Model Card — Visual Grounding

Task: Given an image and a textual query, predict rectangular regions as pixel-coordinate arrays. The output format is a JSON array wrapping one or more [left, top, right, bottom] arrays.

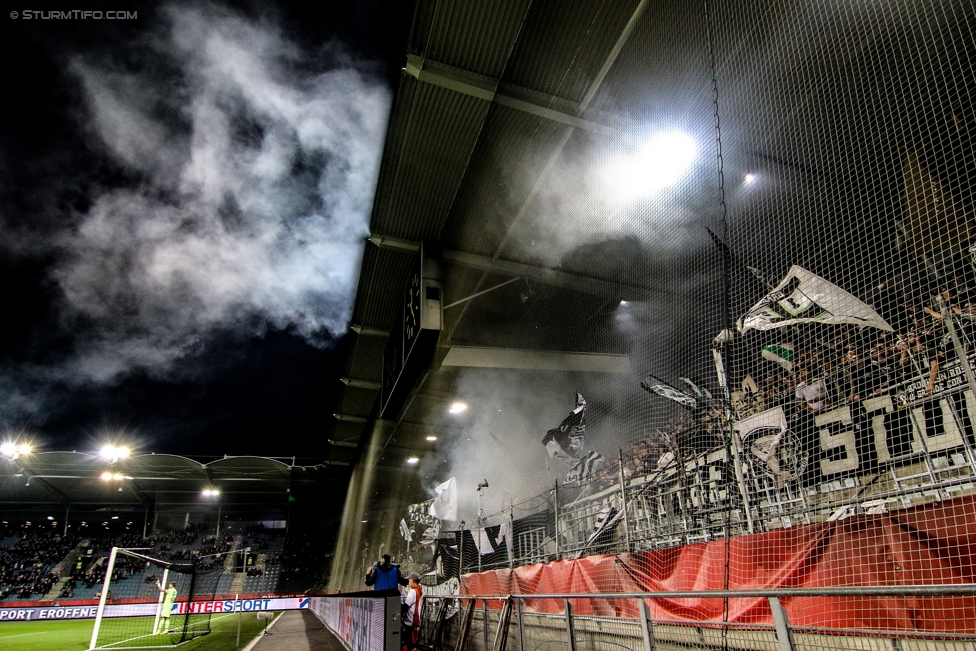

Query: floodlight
[[610, 131, 697, 198], [426, 436, 438, 441], [406, 457, 419, 464], [100, 445, 129, 462], [1, 441, 32, 460], [449, 402, 467, 414]]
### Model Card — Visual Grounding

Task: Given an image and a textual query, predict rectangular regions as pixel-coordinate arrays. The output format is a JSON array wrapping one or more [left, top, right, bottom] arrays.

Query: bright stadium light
[[202, 488, 220, 497], [426, 436, 438, 441], [609, 131, 697, 199], [406, 457, 419, 464], [1, 441, 32, 460], [449, 402, 467, 414], [99, 445, 130, 463]]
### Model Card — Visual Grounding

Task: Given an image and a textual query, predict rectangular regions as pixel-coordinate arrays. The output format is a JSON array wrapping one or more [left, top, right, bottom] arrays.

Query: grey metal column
[[453, 599, 476, 651], [553, 482, 560, 560], [617, 448, 632, 552], [516, 598, 525, 651], [768, 596, 796, 651], [483, 600, 489, 651], [490, 597, 514, 651], [638, 598, 655, 651], [563, 599, 576, 651]]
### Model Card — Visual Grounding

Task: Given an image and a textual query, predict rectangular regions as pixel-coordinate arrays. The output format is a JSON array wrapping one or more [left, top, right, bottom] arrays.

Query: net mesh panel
[[92, 551, 222, 649], [339, 0, 976, 648]]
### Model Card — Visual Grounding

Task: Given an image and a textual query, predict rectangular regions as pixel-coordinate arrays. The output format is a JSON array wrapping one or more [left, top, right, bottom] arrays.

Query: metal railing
[[418, 585, 976, 651]]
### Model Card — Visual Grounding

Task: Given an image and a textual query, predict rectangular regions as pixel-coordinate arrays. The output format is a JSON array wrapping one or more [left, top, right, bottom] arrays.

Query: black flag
[[541, 393, 604, 483]]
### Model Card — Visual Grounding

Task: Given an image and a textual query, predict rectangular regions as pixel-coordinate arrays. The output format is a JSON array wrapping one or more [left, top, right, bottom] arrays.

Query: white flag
[[428, 477, 457, 522], [472, 527, 495, 555], [738, 266, 893, 334], [399, 518, 413, 542]]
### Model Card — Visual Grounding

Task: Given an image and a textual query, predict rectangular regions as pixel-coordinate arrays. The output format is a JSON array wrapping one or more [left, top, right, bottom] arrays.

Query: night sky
[[0, 1, 411, 460]]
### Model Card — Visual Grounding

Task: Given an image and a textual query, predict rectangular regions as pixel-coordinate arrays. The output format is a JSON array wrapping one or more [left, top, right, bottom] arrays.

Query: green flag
[[762, 343, 795, 372]]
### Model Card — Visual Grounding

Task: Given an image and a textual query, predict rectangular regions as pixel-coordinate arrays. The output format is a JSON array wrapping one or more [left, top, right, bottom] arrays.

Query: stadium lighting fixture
[[406, 457, 419, 464], [449, 402, 467, 414], [744, 172, 757, 185], [1, 441, 32, 460], [99, 445, 129, 463], [426, 435, 437, 441], [609, 131, 697, 199], [202, 488, 220, 497]]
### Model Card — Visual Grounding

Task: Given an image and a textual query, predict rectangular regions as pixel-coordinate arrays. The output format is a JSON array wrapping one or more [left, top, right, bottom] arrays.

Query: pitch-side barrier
[[309, 591, 402, 651], [419, 585, 976, 651]]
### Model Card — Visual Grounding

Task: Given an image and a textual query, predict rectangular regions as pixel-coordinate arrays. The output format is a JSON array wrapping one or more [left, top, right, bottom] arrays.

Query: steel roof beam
[[341, 378, 381, 390], [369, 233, 652, 300], [404, 55, 617, 136], [440, 346, 631, 373]]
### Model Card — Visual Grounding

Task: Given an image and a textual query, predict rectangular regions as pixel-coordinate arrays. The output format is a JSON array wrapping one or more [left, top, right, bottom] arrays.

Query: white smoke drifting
[[14, 4, 390, 392], [420, 368, 637, 524]]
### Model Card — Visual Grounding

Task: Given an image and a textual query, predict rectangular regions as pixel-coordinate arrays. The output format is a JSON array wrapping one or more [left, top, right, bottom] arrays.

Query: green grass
[[0, 611, 275, 651]]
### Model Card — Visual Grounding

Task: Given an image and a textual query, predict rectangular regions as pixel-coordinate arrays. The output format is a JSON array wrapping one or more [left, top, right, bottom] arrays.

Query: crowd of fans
[[0, 523, 78, 600], [617, 280, 976, 481], [1, 521, 288, 602]]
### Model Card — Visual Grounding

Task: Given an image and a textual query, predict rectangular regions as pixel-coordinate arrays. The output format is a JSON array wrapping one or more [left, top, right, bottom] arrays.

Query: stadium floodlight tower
[[89, 546, 223, 650]]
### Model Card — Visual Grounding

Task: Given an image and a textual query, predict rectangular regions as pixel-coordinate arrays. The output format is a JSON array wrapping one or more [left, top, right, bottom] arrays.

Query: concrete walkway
[[247, 610, 347, 651]]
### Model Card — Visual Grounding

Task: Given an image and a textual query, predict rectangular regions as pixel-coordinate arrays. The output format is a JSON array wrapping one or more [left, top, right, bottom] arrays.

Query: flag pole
[[712, 334, 755, 534]]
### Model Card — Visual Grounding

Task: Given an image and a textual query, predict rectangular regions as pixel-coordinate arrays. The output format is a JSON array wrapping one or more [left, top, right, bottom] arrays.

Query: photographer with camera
[[364, 554, 407, 591]]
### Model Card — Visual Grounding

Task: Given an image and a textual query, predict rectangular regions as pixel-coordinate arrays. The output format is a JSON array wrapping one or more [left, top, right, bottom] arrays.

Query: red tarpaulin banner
[[461, 493, 976, 632]]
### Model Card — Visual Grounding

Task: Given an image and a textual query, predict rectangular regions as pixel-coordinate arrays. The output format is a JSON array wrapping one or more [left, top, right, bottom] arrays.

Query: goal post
[[88, 546, 224, 650]]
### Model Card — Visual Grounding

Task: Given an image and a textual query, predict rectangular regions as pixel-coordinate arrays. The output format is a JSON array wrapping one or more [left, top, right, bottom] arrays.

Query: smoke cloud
[[419, 368, 640, 524], [1, 4, 390, 416]]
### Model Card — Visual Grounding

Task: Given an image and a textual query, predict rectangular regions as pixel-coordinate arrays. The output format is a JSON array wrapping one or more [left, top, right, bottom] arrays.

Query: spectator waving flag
[[428, 477, 457, 522], [542, 393, 605, 483], [738, 266, 893, 334]]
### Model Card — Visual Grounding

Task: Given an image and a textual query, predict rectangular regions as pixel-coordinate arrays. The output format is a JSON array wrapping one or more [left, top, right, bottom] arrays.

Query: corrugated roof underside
[[338, 385, 379, 417], [418, 0, 533, 78], [370, 77, 492, 241], [440, 104, 572, 256], [503, 0, 642, 103], [344, 335, 387, 382], [349, 246, 416, 329]]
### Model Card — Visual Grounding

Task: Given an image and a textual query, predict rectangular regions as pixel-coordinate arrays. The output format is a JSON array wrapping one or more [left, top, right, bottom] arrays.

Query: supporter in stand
[[365, 554, 407, 590], [795, 367, 829, 414], [401, 572, 423, 651]]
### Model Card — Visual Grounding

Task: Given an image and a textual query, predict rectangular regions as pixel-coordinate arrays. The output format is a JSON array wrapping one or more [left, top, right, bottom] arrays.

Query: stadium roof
[[0, 452, 331, 511], [326, 0, 673, 470]]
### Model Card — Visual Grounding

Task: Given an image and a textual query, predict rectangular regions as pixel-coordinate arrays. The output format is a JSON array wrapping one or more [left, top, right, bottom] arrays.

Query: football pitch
[[0, 611, 274, 651]]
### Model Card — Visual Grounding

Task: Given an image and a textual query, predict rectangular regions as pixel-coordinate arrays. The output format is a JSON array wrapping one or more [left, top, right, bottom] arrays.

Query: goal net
[[89, 547, 223, 650]]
